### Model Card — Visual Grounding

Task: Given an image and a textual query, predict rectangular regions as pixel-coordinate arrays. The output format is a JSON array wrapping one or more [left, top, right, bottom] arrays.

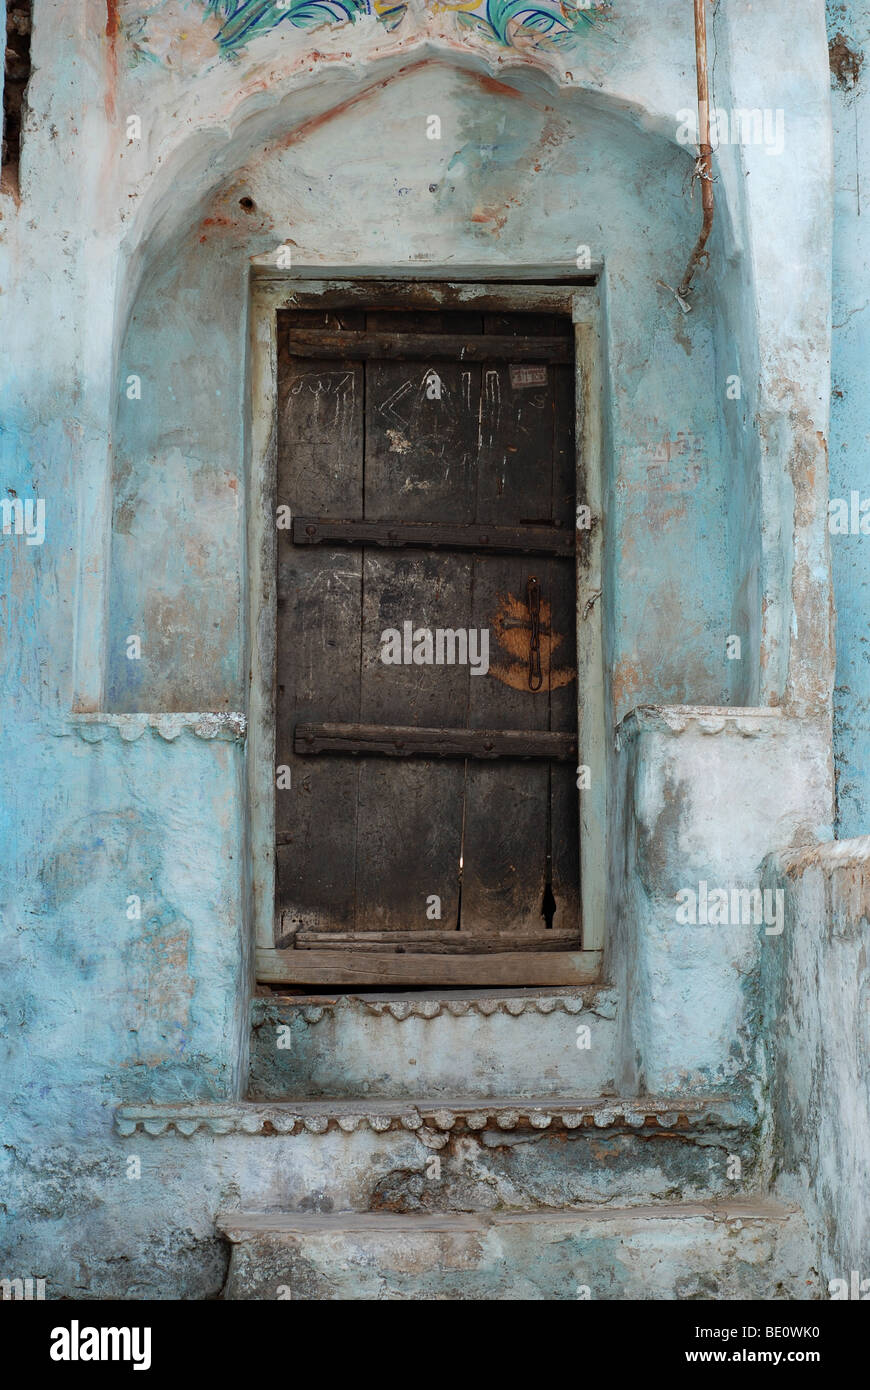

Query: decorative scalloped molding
[[253, 988, 617, 1025], [69, 712, 247, 743], [361, 993, 612, 1021], [115, 1096, 745, 1146], [615, 705, 784, 748]]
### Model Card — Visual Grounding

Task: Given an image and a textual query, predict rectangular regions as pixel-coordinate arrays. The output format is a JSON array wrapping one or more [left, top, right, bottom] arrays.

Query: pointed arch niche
[[99, 51, 792, 980]]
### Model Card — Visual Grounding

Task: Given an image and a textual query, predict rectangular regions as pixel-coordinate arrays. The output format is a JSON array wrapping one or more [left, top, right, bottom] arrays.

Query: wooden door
[[275, 306, 581, 986]]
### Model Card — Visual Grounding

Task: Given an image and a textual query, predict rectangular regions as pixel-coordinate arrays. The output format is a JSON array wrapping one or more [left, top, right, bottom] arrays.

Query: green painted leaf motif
[[201, 0, 601, 53], [480, 0, 599, 45], [204, 0, 368, 52]]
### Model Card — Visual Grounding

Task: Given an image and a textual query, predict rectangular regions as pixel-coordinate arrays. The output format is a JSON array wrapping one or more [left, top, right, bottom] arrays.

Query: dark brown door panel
[[275, 307, 581, 982]]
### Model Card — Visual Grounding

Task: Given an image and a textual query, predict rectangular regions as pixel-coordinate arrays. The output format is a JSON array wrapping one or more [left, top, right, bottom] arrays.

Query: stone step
[[249, 986, 619, 1099], [116, 1095, 757, 1213], [217, 1201, 816, 1300]]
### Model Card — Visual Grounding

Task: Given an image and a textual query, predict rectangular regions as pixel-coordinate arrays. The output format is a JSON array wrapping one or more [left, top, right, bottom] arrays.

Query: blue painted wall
[[828, 3, 870, 833], [0, 0, 844, 1296]]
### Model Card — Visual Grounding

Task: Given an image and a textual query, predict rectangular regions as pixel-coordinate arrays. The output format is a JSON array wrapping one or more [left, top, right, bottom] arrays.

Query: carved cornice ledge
[[360, 991, 612, 1020], [115, 1096, 746, 1149], [253, 987, 618, 1024], [615, 705, 783, 749], [68, 712, 247, 743]]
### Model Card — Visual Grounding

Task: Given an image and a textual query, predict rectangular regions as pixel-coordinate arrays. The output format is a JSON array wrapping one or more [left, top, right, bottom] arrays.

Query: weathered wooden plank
[[350, 310, 478, 936], [458, 313, 570, 936], [356, 551, 476, 728], [275, 553, 364, 936], [284, 330, 573, 363], [363, 310, 481, 524], [552, 356, 577, 531], [476, 313, 570, 526], [549, 760, 581, 934], [547, 363, 582, 935], [353, 545, 472, 931], [461, 557, 552, 935], [295, 723, 577, 760], [268, 280, 593, 317], [277, 313, 366, 515], [294, 930, 579, 953], [292, 517, 574, 556], [275, 312, 365, 936], [256, 947, 601, 987]]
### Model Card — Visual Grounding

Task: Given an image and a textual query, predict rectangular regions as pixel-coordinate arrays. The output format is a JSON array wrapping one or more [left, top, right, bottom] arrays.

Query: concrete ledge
[[615, 704, 784, 746], [217, 1201, 816, 1300], [218, 1200, 798, 1238], [116, 1095, 748, 1142], [778, 834, 870, 877]]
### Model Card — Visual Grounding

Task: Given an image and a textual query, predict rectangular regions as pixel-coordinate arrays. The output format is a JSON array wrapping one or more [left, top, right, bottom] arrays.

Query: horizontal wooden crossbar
[[294, 723, 577, 760], [291, 517, 575, 557], [283, 330, 573, 363]]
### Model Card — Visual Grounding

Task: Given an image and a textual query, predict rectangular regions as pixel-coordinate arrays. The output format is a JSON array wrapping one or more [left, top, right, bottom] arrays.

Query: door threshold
[[256, 946, 602, 988]]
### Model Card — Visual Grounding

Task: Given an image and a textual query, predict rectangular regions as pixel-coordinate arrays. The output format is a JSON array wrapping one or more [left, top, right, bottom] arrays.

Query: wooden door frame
[[246, 266, 606, 988]]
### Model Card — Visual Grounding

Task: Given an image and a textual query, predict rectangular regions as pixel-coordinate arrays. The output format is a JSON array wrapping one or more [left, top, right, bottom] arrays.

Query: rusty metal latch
[[527, 576, 543, 691]]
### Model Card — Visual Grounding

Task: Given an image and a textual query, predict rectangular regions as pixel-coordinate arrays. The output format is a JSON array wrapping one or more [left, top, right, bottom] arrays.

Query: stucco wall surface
[[828, 2, 870, 833], [762, 838, 870, 1286], [0, 0, 844, 1297]]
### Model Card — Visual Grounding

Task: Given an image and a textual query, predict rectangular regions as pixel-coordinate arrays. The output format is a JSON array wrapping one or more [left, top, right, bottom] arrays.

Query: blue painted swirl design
[[202, 0, 602, 53]]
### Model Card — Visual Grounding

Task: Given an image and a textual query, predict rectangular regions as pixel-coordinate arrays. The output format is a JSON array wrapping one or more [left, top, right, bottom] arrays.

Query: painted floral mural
[[449, 1, 602, 48], [200, 0, 603, 52]]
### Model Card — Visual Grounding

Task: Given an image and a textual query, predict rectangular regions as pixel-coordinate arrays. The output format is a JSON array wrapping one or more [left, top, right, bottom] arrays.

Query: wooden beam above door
[[282, 329, 573, 362]]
